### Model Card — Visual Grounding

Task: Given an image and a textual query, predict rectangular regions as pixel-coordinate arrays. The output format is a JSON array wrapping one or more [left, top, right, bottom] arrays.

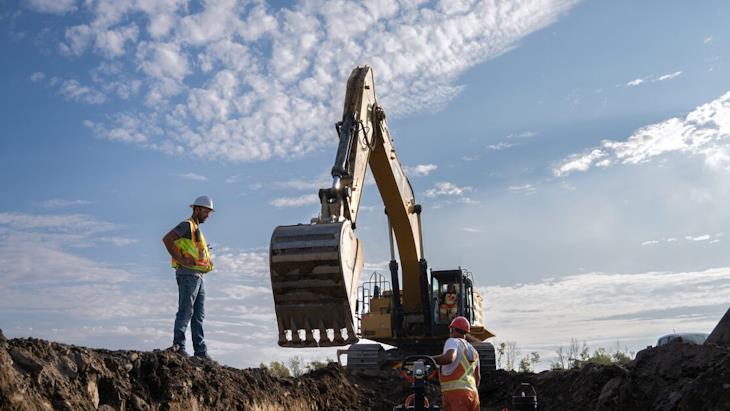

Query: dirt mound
[[480, 343, 730, 410], [2, 328, 730, 410], [0, 329, 405, 411]]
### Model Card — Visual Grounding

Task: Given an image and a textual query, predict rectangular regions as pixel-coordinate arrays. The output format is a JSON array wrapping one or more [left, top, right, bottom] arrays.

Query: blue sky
[[2, 0, 730, 369]]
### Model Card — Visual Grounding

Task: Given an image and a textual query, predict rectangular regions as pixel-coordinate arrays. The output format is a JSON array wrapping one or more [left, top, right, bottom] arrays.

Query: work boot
[[193, 353, 217, 365], [167, 344, 189, 356]]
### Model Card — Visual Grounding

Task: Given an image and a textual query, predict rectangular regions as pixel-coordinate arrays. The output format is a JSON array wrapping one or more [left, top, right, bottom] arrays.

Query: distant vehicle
[[656, 333, 709, 347]]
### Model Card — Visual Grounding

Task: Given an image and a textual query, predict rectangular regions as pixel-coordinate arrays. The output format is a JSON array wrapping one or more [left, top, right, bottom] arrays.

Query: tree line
[[495, 338, 636, 372]]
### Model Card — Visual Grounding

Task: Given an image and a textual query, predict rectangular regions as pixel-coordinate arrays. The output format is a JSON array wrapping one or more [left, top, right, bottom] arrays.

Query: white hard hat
[[190, 195, 214, 211]]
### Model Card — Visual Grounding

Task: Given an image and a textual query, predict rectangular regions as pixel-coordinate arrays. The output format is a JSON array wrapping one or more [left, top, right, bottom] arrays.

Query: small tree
[[586, 347, 612, 366], [496, 342, 506, 369], [287, 356, 304, 377], [262, 361, 290, 378], [517, 351, 540, 373], [529, 352, 541, 370], [306, 358, 332, 372], [612, 341, 634, 365], [505, 341, 521, 371], [551, 346, 567, 370], [518, 357, 531, 372]]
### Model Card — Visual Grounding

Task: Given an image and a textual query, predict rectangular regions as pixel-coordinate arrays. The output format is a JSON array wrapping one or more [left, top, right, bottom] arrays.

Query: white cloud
[[58, 79, 106, 104], [625, 71, 682, 87], [274, 176, 332, 191], [43, 0, 578, 162], [507, 184, 536, 195], [640, 233, 722, 246], [424, 181, 472, 198], [554, 91, 730, 176], [60, 25, 93, 56], [269, 194, 319, 207], [487, 142, 515, 151], [97, 236, 138, 246], [404, 164, 437, 177], [84, 116, 147, 144], [704, 36, 713, 44], [94, 24, 139, 58], [213, 248, 269, 278], [553, 149, 606, 177], [177, 172, 208, 181], [23, 0, 76, 14], [33, 199, 92, 208], [30, 72, 45, 82], [655, 71, 682, 82]]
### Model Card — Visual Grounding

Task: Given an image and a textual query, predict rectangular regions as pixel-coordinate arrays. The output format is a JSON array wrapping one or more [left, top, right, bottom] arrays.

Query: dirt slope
[[2, 328, 730, 410], [480, 343, 730, 411]]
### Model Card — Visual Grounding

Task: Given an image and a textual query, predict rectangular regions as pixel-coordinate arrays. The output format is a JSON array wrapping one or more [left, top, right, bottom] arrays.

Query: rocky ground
[[2, 328, 729, 410]]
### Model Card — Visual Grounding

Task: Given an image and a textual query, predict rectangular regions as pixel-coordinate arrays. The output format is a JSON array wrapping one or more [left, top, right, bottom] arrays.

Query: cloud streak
[[404, 164, 438, 177], [33, 199, 93, 208], [625, 71, 682, 87], [269, 194, 319, 208], [554, 91, 730, 176], [177, 172, 208, 181]]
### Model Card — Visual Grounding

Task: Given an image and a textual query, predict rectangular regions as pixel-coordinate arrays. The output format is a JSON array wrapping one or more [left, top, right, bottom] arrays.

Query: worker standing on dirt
[[431, 316, 480, 411], [163, 196, 215, 359]]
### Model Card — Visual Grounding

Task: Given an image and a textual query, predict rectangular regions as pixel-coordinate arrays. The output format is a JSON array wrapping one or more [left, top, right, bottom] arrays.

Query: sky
[[1, 0, 729, 371]]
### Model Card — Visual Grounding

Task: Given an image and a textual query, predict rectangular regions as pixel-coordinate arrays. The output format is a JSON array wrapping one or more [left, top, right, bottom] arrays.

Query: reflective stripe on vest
[[439, 339, 479, 393], [171, 219, 214, 273]]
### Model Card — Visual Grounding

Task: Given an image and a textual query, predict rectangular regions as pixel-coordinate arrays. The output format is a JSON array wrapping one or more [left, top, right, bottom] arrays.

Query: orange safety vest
[[439, 338, 479, 393], [171, 219, 213, 273]]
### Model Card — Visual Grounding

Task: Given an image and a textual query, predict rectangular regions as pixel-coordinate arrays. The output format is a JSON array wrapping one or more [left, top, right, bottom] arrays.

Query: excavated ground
[[1, 328, 729, 410]]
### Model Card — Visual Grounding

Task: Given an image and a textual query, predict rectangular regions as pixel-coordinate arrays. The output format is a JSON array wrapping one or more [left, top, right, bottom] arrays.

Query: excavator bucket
[[269, 221, 363, 347]]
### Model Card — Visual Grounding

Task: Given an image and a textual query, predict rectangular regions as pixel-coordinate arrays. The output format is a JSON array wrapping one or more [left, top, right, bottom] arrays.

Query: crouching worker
[[163, 195, 215, 360], [431, 316, 480, 411]]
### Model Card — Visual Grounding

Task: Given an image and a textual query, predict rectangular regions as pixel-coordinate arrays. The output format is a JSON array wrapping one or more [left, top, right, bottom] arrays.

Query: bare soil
[[1, 328, 729, 410]]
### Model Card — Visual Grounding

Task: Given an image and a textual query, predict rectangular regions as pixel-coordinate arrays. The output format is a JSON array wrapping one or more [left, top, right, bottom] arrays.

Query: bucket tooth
[[289, 318, 302, 344], [332, 327, 346, 346], [345, 322, 358, 344], [303, 320, 318, 347], [318, 320, 331, 345]]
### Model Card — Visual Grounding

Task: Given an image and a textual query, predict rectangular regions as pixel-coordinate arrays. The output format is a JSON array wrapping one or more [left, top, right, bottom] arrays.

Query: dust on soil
[[2, 328, 729, 410]]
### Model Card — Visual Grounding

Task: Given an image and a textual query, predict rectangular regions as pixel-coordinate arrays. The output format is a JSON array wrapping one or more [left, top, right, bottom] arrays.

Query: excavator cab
[[430, 269, 476, 331]]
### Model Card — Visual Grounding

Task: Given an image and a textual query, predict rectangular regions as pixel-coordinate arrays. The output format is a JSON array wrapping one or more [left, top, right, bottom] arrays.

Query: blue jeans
[[173, 275, 207, 355]]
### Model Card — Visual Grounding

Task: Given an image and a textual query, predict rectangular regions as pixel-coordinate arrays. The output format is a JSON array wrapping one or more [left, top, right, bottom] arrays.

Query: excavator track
[[270, 222, 363, 347]]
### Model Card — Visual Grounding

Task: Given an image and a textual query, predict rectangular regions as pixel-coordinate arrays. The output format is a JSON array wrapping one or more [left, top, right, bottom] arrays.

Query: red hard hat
[[449, 316, 470, 333]]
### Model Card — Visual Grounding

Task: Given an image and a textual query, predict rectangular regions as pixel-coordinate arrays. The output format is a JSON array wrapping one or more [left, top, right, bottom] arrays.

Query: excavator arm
[[269, 65, 429, 347]]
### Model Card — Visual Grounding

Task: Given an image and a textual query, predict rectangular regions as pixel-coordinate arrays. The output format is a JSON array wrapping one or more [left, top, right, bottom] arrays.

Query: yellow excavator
[[269, 65, 495, 371]]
